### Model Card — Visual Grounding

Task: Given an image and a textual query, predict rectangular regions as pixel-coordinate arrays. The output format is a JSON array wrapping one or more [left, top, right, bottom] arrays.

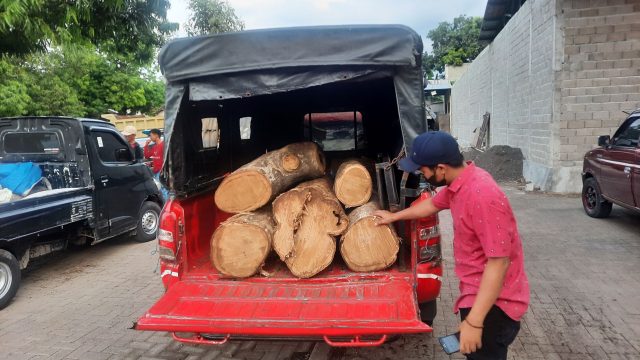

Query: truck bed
[[136, 189, 430, 342], [0, 187, 93, 242]]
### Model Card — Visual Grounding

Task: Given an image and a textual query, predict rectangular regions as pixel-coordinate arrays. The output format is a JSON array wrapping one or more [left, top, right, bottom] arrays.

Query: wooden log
[[340, 201, 399, 272], [210, 209, 274, 278], [272, 178, 349, 278], [334, 160, 373, 208], [214, 142, 326, 213]]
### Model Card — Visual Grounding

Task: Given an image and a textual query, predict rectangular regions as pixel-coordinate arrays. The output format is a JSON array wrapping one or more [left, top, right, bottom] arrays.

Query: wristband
[[465, 319, 484, 329]]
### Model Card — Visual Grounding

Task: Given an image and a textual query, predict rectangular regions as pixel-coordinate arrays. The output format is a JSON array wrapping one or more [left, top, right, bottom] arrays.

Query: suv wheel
[[135, 201, 162, 243], [0, 249, 21, 310], [582, 177, 612, 218]]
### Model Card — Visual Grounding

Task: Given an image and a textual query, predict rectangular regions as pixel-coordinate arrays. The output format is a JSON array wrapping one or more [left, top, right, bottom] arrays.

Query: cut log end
[[272, 177, 348, 278], [214, 171, 272, 213], [341, 217, 399, 272], [334, 161, 372, 208], [282, 153, 301, 172], [340, 201, 399, 272], [211, 222, 271, 278]]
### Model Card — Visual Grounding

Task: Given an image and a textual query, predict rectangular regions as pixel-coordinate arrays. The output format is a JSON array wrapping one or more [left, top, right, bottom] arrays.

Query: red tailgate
[[136, 276, 430, 341]]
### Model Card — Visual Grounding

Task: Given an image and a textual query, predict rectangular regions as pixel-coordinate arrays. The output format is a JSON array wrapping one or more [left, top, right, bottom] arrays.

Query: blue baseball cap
[[399, 131, 461, 172]]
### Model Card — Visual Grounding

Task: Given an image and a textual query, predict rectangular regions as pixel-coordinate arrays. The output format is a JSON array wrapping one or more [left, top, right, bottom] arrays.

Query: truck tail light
[[411, 191, 442, 264], [417, 221, 441, 263], [158, 199, 184, 262]]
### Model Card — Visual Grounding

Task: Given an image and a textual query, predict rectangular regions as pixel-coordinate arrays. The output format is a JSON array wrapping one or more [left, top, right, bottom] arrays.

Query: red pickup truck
[[134, 25, 443, 347], [582, 109, 640, 217]]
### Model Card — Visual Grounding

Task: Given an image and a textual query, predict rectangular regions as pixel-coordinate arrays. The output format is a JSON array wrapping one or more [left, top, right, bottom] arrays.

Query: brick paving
[[1, 184, 639, 359]]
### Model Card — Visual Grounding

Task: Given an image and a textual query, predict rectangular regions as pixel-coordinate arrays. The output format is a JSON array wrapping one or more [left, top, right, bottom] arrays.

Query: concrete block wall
[[451, 0, 556, 186], [554, 0, 640, 191], [451, 0, 640, 192]]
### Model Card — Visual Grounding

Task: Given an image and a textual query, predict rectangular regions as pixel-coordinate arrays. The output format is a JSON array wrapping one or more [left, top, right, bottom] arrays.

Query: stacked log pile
[[211, 142, 399, 278]]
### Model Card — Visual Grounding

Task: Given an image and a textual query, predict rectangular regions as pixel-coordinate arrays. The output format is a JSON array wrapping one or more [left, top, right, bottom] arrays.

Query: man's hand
[[372, 210, 396, 225], [459, 319, 483, 355], [145, 139, 152, 146]]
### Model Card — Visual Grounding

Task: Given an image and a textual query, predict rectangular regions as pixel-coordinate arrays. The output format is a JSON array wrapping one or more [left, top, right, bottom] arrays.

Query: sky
[[167, 0, 488, 52]]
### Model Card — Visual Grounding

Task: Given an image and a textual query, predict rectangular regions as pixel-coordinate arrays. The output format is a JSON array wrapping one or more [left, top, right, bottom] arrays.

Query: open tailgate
[[136, 276, 431, 343]]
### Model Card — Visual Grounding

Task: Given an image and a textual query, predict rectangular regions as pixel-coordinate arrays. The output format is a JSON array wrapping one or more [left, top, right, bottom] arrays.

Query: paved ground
[[1, 184, 639, 359]]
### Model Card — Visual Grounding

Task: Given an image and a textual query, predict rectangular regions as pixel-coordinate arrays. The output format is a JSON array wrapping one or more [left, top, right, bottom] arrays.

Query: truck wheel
[[135, 201, 162, 243], [582, 178, 612, 218], [419, 300, 437, 326], [0, 249, 21, 310]]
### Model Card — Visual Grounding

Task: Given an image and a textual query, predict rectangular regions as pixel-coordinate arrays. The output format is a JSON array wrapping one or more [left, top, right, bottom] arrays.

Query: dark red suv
[[582, 109, 640, 217]]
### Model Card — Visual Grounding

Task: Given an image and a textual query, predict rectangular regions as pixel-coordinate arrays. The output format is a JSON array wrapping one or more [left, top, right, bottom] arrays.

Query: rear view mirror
[[597, 135, 610, 147], [115, 148, 133, 162]]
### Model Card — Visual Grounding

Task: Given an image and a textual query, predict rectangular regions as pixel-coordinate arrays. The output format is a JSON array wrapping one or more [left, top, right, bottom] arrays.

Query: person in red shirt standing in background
[[144, 128, 164, 175], [144, 128, 167, 200], [374, 131, 529, 360]]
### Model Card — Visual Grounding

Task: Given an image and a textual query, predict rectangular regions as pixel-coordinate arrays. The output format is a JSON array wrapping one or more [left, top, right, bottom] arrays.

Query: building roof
[[424, 80, 452, 91], [479, 0, 527, 42]]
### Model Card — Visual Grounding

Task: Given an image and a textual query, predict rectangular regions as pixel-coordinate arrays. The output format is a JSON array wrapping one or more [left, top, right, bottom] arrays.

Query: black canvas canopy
[[159, 24, 426, 182]]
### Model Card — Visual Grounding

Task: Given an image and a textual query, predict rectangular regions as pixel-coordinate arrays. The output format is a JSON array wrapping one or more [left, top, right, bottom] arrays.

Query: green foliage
[[423, 15, 486, 77], [0, 58, 30, 116], [186, 0, 245, 36], [0, 45, 166, 118], [26, 73, 86, 116], [0, 0, 178, 64]]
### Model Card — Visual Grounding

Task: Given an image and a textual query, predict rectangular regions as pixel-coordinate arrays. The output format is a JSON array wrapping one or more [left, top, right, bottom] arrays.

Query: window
[[201, 117, 220, 149], [3, 132, 61, 154], [612, 117, 640, 148], [92, 130, 132, 163], [239, 117, 252, 140], [304, 111, 365, 151]]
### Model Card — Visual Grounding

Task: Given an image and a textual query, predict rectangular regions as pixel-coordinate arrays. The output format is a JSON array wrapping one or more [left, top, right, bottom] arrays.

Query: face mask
[[426, 167, 447, 187]]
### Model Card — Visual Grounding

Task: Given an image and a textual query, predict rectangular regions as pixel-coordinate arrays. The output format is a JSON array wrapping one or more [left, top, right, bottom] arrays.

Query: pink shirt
[[432, 162, 529, 321]]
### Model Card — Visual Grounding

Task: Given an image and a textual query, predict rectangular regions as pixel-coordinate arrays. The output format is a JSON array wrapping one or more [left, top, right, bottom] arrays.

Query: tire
[[582, 177, 612, 218], [134, 201, 162, 243], [0, 249, 21, 310], [419, 300, 437, 327]]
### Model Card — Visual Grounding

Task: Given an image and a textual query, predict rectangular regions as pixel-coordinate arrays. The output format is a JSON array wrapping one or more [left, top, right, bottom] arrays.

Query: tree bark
[[340, 201, 400, 272], [214, 142, 326, 213], [272, 177, 349, 278], [210, 209, 275, 278], [334, 159, 373, 208]]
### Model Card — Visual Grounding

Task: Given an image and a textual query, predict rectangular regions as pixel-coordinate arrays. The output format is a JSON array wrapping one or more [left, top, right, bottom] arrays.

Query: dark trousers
[[459, 305, 520, 360]]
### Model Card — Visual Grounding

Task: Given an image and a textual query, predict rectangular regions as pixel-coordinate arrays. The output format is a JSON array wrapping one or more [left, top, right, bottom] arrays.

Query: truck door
[[600, 116, 640, 206], [88, 128, 148, 238]]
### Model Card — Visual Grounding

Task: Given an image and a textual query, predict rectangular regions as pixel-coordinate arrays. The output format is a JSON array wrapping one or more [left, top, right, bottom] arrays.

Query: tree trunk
[[214, 142, 326, 213], [210, 209, 275, 278], [340, 201, 400, 272], [334, 160, 373, 208], [272, 177, 349, 278]]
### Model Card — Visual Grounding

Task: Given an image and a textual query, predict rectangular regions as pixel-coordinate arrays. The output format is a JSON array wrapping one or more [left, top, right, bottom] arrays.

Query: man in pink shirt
[[144, 128, 164, 175], [374, 131, 529, 359]]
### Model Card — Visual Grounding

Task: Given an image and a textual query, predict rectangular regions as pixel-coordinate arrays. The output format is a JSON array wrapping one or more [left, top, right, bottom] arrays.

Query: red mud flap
[[136, 277, 431, 343]]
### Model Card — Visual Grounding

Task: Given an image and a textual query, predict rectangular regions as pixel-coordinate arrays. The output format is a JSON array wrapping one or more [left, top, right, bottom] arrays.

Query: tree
[[0, 45, 167, 118], [0, 0, 178, 64], [186, 0, 245, 36], [0, 57, 30, 116], [423, 15, 486, 78]]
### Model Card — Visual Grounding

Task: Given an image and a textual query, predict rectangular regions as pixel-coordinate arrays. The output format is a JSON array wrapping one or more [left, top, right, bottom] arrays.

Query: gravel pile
[[462, 145, 524, 182]]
